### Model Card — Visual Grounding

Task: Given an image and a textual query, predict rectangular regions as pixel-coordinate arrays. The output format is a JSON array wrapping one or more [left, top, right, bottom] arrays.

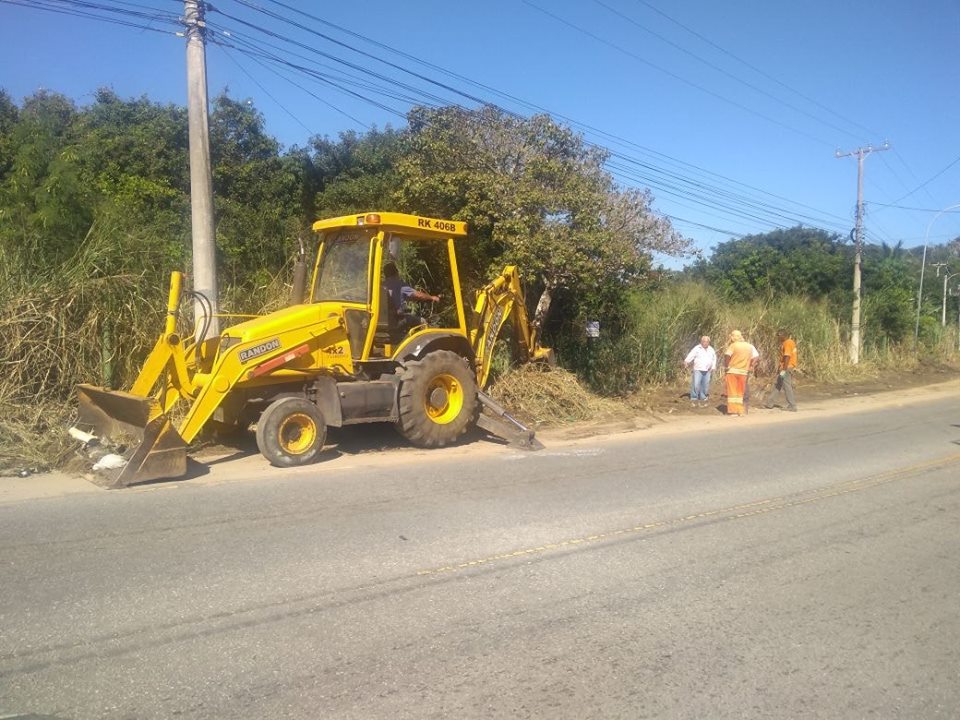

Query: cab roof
[[311, 212, 468, 239]]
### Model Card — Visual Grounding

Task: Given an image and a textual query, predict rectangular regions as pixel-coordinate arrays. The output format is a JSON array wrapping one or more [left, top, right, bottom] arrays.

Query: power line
[[203, 3, 858, 239], [630, 0, 882, 140], [665, 215, 746, 238], [12, 0, 859, 243], [0, 0, 180, 33], [218, 44, 321, 136], [887, 153, 960, 205], [213, 5, 851, 231], [610, 153, 850, 231], [886, 150, 940, 208], [214, 41, 396, 128], [223, 0, 854, 234], [206, 11, 456, 108], [522, 0, 838, 148], [223, 0, 489, 107], [869, 202, 960, 213], [207, 31, 413, 119], [608, 160, 846, 233], [591, 0, 866, 143]]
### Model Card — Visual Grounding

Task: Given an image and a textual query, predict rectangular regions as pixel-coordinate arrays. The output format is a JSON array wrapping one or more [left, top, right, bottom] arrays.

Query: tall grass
[[1, 270, 954, 475], [0, 277, 162, 472], [561, 282, 955, 394], [0, 221, 301, 474]]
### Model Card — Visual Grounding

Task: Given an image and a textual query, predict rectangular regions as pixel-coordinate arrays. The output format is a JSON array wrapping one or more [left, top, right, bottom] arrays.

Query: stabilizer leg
[[476, 390, 544, 451]]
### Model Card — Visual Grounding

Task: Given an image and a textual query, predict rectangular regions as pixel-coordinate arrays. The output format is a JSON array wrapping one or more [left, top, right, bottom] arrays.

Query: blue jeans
[[690, 370, 712, 401]]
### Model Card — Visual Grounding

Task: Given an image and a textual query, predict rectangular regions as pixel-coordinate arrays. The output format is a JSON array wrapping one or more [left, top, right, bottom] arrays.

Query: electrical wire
[[222, 0, 489, 106], [886, 154, 960, 206], [207, 33, 409, 120], [184, 289, 212, 355], [208, 8, 854, 236], [0, 0, 180, 33], [869, 202, 960, 214], [205, 14, 453, 110], [630, 0, 883, 141], [217, 44, 320, 137], [9, 0, 881, 244], [522, 0, 838, 149], [214, 0, 861, 236], [205, 23, 445, 110], [590, 0, 867, 143], [595, 0, 935, 219]]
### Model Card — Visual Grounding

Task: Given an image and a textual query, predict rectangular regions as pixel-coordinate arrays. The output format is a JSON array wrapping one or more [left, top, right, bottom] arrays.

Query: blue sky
[[1, 0, 959, 264]]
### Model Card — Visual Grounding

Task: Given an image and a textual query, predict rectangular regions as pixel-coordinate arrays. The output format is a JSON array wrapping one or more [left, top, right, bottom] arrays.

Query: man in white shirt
[[684, 335, 717, 407]]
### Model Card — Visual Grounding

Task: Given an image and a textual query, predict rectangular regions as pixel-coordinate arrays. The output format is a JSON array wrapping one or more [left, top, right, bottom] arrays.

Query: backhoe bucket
[[76, 384, 188, 488], [476, 390, 544, 451]]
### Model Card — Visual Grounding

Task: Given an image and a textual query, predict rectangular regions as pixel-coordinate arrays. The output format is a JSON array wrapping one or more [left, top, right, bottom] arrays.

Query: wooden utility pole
[[835, 142, 889, 364], [184, 0, 219, 338]]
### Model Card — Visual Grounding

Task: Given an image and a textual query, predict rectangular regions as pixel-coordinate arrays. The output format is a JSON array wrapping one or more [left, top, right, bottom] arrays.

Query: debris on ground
[[487, 364, 628, 427]]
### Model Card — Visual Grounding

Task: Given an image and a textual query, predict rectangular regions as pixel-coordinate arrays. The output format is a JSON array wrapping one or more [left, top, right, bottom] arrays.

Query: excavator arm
[[469, 265, 554, 389]]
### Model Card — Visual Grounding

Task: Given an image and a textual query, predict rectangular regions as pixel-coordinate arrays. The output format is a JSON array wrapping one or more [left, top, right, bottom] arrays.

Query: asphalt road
[[1, 390, 959, 719]]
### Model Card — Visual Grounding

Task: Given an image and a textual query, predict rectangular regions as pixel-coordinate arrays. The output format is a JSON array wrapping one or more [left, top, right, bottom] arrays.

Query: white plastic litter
[[68, 426, 98, 445], [92, 453, 127, 471]]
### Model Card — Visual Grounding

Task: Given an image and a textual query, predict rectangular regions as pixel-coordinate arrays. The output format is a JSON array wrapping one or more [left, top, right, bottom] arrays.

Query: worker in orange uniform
[[764, 329, 798, 412], [723, 330, 759, 416]]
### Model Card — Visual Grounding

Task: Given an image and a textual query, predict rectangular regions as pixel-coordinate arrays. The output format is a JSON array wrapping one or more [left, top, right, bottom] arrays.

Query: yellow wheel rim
[[277, 413, 317, 455], [424, 373, 463, 425]]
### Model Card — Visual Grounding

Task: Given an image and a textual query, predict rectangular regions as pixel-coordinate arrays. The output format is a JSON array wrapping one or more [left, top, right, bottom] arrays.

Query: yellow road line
[[417, 452, 960, 577]]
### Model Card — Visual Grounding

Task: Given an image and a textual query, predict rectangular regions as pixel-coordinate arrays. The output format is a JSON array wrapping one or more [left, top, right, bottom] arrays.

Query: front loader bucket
[[76, 384, 188, 488]]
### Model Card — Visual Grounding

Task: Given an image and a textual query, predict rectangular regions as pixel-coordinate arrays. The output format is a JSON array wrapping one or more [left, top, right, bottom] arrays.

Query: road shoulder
[[3, 378, 958, 505]]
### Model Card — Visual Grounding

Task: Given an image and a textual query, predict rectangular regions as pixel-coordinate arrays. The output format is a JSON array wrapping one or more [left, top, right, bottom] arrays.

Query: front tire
[[397, 350, 477, 448], [256, 396, 327, 468]]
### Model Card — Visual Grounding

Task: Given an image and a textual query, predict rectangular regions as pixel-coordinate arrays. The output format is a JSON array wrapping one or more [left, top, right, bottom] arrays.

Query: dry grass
[[1, 266, 956, 476], [0, 224, 302, 475], [487, 363, 625, 427], [0, 272, 163, 475], [0, 399, 77, 474]]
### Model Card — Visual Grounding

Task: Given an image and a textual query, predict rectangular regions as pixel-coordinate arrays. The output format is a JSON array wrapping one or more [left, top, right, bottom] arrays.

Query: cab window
[[313, 229, 373, 304]]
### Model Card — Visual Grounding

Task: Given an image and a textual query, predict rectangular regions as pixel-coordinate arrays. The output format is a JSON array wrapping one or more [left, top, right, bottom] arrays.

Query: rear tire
[[256, 396, 327, 467], [397, 350, 477, 448]]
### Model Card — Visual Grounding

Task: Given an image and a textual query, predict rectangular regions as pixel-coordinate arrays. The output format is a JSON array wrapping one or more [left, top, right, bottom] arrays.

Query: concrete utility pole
[[184, 0, 219, 338], [938, 269, 957, 326], [927, 262, 955, 326], [915, 202, 960, 350], [835, 142, 889, 364], [956, 285, 960, 352]]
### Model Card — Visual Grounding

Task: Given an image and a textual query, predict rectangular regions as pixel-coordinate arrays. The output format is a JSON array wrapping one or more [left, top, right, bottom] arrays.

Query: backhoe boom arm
[[470, 265, 553, 389]]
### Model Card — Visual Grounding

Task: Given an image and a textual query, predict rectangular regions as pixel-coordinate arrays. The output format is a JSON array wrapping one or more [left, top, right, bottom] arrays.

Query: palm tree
[[880, 240, 904, 259]]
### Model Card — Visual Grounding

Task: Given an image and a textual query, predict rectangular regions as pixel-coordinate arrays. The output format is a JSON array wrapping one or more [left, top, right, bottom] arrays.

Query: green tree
[[0, 89, 18, 180], [311, 127, 406, 217], [72, 88, 191, 274], [0, 90, 90, 274], [693, 226, 848, 302], [396, 105, 688, 327], [858, 245, 916, 345], [210, 93, 303, 289]]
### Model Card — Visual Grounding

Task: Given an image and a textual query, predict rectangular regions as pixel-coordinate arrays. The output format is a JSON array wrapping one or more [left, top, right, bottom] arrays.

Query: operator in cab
[[383, 261, 440, 334]]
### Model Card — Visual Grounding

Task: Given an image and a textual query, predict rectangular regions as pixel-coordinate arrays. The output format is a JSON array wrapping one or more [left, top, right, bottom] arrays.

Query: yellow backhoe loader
[[75, 212, 553, 488]]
